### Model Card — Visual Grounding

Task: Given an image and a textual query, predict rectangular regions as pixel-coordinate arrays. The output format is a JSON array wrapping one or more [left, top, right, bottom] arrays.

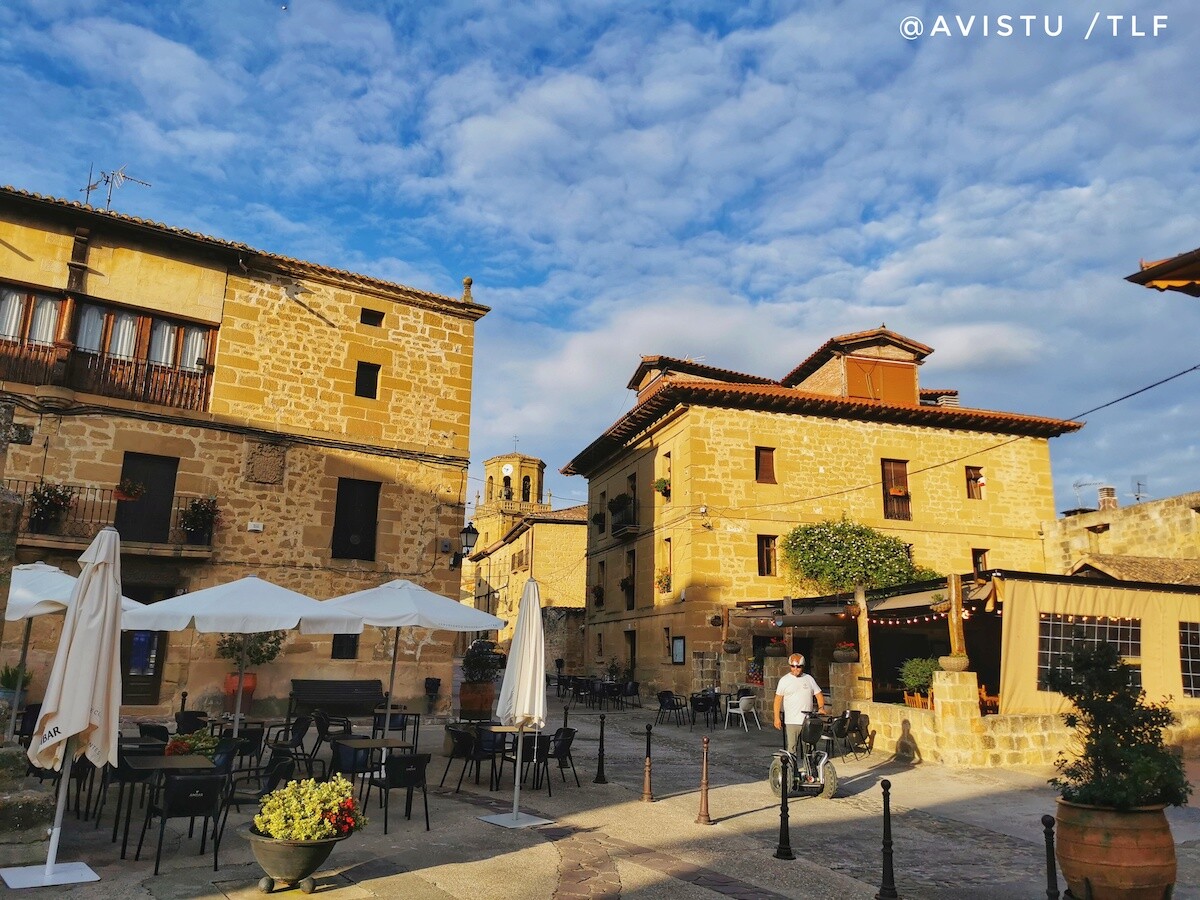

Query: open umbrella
[[2, 529, 124, 888], [481, 579, 550, 829], [324, 579, 503, 739], [3, 563, 141, 742], [121, 575, 362, 736]]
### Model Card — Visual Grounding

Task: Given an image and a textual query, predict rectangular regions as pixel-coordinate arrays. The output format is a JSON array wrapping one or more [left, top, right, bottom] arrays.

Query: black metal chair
[[138, 722, 171, 744], [220, 724, 265, 770], [495, 731, 541, 788], [621, 681, 642, 708], [849, 711, 872, 756], [310, 711, 353, 770], [371, 710, 420, 752], [439, 725, 500, 793], [329, 739, 375, 803], [94, 744, 163, 840], [16, 702, 42, 748], [265, 715, 316, 776], [135, 772, 225, 875], [174, 710, 208, 735], [820, 713, 853, 760], [216, 756, 296, 845], [365, 753, 431, 833], [531, 727, 579, 796], [654, 691, 687, 727], [689, 692, 718, 730]]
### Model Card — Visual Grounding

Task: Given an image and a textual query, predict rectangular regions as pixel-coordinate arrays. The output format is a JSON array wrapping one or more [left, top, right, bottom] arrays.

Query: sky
[[2, 1, 1198, 518]]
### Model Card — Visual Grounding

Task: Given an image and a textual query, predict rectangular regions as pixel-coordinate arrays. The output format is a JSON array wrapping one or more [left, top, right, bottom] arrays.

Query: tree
[[780, 517, 939, 594]]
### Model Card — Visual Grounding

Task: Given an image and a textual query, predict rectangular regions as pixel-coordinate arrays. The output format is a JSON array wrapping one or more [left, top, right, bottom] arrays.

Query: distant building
[[563, 327, 1081, 695], [0, 185, 487, 715]]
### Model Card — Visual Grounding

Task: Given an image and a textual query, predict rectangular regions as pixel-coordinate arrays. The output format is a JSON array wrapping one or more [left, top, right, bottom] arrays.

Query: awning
[[867, 588, 943, 612]]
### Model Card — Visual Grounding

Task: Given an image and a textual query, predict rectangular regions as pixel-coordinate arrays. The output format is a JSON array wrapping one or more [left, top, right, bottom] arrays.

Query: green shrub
[[898, 657, 940, 693]]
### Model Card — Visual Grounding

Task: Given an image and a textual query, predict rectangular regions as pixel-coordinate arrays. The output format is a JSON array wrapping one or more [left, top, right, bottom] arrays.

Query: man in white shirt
[[773, 653, 825, 758]]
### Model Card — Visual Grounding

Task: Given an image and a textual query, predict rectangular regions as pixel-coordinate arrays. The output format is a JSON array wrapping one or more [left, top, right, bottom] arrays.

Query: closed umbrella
[[3, 563, 141, 742], [482, 579, 551, 829], [325, 579, 503, 740], [121, 575, 362, 736], [2, 528, 124, 888]]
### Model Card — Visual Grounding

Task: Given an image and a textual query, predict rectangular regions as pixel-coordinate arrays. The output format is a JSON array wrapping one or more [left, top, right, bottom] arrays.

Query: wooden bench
[[287, 678, 387, 719]]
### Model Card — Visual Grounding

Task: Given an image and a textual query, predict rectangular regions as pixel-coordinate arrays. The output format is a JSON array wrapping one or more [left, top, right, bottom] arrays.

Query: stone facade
[[564, 329, 1078, 702], [0, 187, 488, 716]]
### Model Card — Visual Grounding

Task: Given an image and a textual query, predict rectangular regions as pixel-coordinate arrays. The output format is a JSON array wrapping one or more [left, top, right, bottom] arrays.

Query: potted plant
[[1047, 639, 1190, 898], [591, 511, 606, 530], [654, 570, 671, 594], [27, 482, 75, 533], [833, 641, 859, 663], [590, 584, 604, 605], [619, 574, 634, 595], [653, 478, 671, 498], [938, 650, 969, 672], [606, 493, 632, 515], [180, 497, 221, 544], [763, 636, 788, 657], [722, 639, 742, 654], [248, 774, 365, 894], [216, 631, 285, 713], [898, 656, 940, 699], [114, 478, 146, 501], [0, 664, 32, 711], [459, 639, 504, 720]]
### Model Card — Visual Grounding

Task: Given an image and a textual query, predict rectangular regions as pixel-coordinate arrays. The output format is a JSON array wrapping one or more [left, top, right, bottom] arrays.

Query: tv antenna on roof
[[81, 164, 151, 209], [1131, 475, 1149, 503], [1072, 479, 1102, 507]]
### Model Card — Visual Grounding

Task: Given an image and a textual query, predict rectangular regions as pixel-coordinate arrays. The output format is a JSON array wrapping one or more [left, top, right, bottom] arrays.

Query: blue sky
[[3, 1, 1198, 516]]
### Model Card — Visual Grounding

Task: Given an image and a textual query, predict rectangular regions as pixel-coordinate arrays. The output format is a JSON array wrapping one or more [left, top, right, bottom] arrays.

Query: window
[[355, 361, 380, 399], [332, 477, 381, 560], [595, 490, 606, 534], [1182, 622, 1200, 698], [0, 288, 61, 344], [626, 473, 637, 521], [331, 634, 360, 659], [522, 475, 531, 502], [882, 459, 911, 520], [74, 302, 211, 369], [624, 549, 636, 610], [971, 548, 989, 579], [360, 308, 384, 326], [757, 535, 777, 577], [966, 466, 984, 500], [1038, 613, 1141, 691], [755, 447, 776, 484], [596, 632, 604, 658], [594, 561, 606, 607]]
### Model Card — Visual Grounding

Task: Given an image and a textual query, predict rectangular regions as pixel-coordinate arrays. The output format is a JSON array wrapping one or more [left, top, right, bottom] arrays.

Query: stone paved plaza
[[14, 702, 1200, 899]]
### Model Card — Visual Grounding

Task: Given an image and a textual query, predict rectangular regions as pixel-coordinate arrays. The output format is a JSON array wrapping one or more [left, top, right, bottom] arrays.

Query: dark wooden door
[[121, 584, 172, 705], [114, 453, 179, 542]]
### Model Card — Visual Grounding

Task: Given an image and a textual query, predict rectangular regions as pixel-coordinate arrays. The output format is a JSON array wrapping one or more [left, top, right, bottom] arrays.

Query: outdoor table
[[120, 754, 214, 859], [333, 736, 414, 751], [209, 716, 267, 736]]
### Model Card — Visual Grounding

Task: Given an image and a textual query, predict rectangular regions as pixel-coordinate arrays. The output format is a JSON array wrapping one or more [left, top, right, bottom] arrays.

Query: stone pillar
[[827, 661, 867, 713], [931, 670, 982, 766], [761, 657, 790, 723], [691, 650, 719, 692], [948, 574, 966, 655]]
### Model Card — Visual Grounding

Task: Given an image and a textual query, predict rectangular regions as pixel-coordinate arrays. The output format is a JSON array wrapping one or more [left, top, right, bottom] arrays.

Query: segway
[[768, 712, 837, 799]]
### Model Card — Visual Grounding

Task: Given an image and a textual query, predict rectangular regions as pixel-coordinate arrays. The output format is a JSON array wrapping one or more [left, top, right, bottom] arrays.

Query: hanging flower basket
[[114, 478, 146, 501]]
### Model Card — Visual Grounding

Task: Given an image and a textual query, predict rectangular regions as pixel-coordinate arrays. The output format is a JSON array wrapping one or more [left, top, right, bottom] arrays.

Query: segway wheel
[[768, 756, 784, 797], [817, 762, 838, 799]]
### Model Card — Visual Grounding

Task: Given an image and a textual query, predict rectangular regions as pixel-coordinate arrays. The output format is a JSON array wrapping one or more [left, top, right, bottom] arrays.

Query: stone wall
[[1042, 490, 1200, 573]]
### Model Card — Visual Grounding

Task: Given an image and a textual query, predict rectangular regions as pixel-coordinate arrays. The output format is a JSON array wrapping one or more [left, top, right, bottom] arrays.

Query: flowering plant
[[835, 641, 857, 651], [164, 731, 218, 758], [28, 482, 75, 530], [180, 497, 221, 534], [115, 478, 146, 500], [767, 636, 786, 646], [254, 775, 366, 840]]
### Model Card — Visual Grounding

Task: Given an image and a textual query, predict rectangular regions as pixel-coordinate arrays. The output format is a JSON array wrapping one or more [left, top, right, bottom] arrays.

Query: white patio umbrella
[[2, 529, 124, 888], [3, 562, 141, 742], [324, 579, 503, 740], [481, 579, 550, 829], [121, 575, 363, 736]]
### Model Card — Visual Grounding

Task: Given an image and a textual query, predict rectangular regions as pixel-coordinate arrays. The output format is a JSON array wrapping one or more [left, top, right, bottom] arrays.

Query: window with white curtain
[[28, 296, 60, 344], [76, 305, 104, 352], [148, 320, 177, 365], [107, 312, 137, 358], [0, 290, 22, 341], [180, 327, 207, 370]]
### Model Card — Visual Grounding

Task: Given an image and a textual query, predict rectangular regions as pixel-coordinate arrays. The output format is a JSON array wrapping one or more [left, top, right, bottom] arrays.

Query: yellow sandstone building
[[563, 327, 1081, 695], [0, 185, 487, 716]]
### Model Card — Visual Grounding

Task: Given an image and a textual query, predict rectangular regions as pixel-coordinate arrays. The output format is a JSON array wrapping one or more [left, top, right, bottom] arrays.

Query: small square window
[[355, 361, 380, 399], [360, 308, 384, 327], [966, 466, 984, 500], [757, 535, 777, 576], [331, 634, 359, 659]]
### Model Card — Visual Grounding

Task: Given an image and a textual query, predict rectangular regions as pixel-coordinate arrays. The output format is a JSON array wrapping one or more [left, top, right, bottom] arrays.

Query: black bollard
[[696, 736, 711, 825], [564, 705, 570, 729], [876, 779, 900, 899], [641, 723, 654, 802], [593, 714, 608, 784], [179, 691, 188, 713], [774, 753, 795, 860], [1042, 814, 1060, 899]]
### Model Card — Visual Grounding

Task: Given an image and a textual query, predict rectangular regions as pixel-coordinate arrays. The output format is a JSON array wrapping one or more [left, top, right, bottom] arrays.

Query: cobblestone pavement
[[18, 701, 1200, 899]]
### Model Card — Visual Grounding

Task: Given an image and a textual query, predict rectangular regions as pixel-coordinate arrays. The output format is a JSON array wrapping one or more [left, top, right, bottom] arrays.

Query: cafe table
[[120, 754, 214, 859]]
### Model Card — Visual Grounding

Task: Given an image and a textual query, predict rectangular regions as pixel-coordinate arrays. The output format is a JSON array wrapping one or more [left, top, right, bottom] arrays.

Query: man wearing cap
[[773, 653, 825, 762]]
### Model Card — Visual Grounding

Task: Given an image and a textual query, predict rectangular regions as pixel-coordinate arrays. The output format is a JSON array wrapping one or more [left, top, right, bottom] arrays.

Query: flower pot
[[223, 672, 257, 713], [832, 650, 859, 663], [763, 644, 788, 658], [246, 829, 350, 893], [184, 528, 212, 545], [1055, 799, 1176, 899], [938, 655, 969, 672], [721, 640, 742, 654], [459, 681, 495, 720], [114, 490, 140, 502]]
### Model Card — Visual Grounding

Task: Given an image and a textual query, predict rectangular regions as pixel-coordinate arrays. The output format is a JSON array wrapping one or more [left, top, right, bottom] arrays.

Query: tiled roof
[[1126, 246, 1200, 297], [563, 378, 1081, 476], [1069, 554, 1200, 586], [625, 355, 776, 391], [0, 185, 489, 316], [780, 327, 934, 387]]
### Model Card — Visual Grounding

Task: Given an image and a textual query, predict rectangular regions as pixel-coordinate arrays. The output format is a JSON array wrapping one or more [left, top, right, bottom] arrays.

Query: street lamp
[[451, 521, 479, 568]]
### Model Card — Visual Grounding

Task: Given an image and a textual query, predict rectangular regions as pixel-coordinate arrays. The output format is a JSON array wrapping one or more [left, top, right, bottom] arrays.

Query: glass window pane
[[180, 327, 207, 370], [108, 312, 137, 358], [0, 290, 23, 340], [77, 305, 104, 352], [148, 320, 177, 365], [27, 295, 60, 344]]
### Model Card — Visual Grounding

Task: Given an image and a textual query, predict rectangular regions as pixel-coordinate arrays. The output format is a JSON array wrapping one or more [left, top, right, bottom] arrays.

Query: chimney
[[936, 393, 960, 407], [1097, 486, 1118, 511]]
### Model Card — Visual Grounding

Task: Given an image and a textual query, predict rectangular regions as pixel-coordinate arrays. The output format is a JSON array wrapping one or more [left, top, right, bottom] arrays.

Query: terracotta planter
[[938, 655, 969, 672], [223, 672, 257, 713], [832, 650, 858, 663], [1055, 798, 1176, 898], [459, 681, 496, 720], [246, 829, 349, 893]]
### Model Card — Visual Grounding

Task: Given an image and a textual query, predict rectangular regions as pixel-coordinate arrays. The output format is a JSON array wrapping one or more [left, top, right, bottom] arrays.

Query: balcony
[[6, 479, 215, 555], [0, 341, 212, 412], [610, 513, 640, 540]]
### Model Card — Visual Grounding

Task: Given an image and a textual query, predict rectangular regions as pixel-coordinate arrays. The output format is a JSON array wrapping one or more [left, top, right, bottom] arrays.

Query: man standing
[[773, 653, 825, 757]]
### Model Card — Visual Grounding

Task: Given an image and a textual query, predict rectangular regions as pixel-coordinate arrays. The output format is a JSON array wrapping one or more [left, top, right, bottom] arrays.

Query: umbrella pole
[[44, 738, 73, 878], [383, 629, 400, 742], [232, 642, 247, 739], [511, 727, 524, 821], [4, 620, 32, 743]]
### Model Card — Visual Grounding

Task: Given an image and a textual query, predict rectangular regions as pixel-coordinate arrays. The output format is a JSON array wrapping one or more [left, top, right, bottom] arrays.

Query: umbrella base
[[1, 861, 100, 888], [479, 812, 553, 829]]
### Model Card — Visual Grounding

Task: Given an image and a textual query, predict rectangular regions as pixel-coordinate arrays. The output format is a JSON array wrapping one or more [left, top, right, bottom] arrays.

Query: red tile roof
[[780, 326, 934, 387]]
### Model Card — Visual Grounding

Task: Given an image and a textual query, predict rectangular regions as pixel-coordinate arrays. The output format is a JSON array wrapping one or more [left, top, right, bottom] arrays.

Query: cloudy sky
[[2, 1, 1198, 516]]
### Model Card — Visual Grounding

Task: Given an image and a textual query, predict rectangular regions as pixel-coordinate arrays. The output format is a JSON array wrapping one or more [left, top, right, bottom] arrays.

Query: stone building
[[0, 185, 487, 716], [463, 454, 586, 674], [562, 327, 1081, 696]]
